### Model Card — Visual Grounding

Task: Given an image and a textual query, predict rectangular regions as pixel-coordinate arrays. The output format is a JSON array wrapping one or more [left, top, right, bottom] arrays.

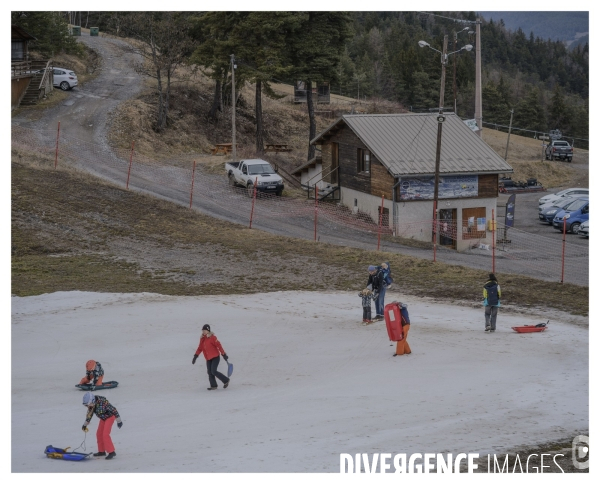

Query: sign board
[[539, 136, 549, 140], [399, 175, 478, 201], [464, 119, 479, 132], [505, 193, 516, 228]]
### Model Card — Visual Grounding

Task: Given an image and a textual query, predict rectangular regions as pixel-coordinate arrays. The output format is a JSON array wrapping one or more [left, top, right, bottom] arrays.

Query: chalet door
[[331, 143, 339, 184], [439, 209, 456, 249]]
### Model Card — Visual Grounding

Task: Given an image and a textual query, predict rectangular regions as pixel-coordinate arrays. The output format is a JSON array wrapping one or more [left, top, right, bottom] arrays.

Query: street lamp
[[418, 36, 472, 251]]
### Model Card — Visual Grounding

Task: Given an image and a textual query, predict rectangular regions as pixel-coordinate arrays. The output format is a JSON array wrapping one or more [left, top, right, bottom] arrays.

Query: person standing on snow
[[483, 273, 502, 332], [366, 265, 385, 321], [82, 392, 122, 460], [192, 324, 230, 390], [79, 360, 104, 388]]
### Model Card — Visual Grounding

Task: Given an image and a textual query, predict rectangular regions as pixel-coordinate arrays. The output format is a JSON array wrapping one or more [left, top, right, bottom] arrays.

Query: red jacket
[[195, 334, 226, 361]]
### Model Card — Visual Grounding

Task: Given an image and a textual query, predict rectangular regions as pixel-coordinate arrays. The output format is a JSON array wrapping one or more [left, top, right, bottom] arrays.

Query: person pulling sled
[[192, 324, 231, 390], [81, 392, 122, 460]]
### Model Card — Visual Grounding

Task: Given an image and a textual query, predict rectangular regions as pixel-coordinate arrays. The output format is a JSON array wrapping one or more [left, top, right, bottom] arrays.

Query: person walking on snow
[[359, 288, 374, 324], [82, 392, 122, 460], [483, 273, 502, 332], [79, 360, 104, 388], [366, 265, 385, 320], [192, 324, 230, 390]]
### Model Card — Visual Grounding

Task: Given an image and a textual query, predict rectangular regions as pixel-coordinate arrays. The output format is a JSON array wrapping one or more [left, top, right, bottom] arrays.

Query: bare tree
[[115, 12, 193, 131]]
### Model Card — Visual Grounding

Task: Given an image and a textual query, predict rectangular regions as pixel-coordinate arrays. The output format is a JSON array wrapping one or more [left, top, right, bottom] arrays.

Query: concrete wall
[[300, 163, 331, 191], [341, 186, 498, 252]]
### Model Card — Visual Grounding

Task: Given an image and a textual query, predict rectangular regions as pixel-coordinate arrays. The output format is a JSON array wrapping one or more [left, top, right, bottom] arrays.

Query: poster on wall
[[399, 175, 478, 200]]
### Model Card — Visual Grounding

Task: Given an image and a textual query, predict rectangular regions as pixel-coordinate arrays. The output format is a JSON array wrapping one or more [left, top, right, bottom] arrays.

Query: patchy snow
[[11, 291, 588, 472]]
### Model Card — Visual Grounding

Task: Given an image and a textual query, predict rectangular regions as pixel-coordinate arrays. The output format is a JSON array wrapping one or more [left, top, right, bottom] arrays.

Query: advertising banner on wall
[[399, 175, 478, 200]]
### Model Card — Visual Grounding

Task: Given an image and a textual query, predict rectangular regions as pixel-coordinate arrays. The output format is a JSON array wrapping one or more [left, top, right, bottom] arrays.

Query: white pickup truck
[[225, 159, 285, 196]]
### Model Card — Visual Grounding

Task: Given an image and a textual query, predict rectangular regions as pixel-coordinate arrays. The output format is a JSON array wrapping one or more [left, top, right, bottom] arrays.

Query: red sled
[[384, 302, 404, 342], [511, 325, 547, 333]]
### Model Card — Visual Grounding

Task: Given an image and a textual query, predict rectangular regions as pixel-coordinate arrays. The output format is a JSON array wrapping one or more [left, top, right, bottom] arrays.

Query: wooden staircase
[[13, 60, 53, 107]]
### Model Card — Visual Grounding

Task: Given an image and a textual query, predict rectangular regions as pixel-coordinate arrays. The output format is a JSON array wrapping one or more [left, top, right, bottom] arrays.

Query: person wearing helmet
[[82, 392, 122, 460], [79, 360, 104, 389], [192, 324, 230, 390]]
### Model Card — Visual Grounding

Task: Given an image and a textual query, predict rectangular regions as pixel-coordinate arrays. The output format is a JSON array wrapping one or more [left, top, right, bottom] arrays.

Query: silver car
[[578, 220, 589, 238], [52, 67, 78, 91]]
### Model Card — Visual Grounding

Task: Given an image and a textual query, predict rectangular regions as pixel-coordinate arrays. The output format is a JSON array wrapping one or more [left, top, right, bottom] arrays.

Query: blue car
[[539, 196, 582, 224], [552, 198, 589, 234]]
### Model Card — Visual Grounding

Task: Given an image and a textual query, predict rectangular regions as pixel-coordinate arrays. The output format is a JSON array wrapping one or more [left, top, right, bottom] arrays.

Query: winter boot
[[224, 381, 230, 389], [207, 387, 217, 391], [93, 451, 106, 457], [105, 452, 116, 460], [485, 326, 491, 332]]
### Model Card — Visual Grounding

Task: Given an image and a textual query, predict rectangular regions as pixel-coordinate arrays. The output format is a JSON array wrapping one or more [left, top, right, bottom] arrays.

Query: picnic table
[[264, 143, 292, 153], [212, 143, 234, 155]]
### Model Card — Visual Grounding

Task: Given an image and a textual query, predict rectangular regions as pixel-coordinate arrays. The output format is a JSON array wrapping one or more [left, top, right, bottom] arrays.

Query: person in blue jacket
[[483, 273, 501, 332]]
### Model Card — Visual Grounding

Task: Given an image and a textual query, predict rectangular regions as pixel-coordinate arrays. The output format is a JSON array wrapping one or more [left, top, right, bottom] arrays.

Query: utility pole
[[453, 30, 458, 113], [475, 18, 483, 136], [231, 54, 236, 163], [432, 35, 448, 244], [504, 109, 514, 161]]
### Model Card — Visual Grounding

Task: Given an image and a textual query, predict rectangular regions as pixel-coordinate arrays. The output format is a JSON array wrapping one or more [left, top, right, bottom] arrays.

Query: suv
[[545, 140, 573, 162]]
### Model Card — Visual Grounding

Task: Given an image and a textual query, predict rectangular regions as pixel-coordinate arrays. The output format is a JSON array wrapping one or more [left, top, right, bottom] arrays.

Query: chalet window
[[357, 148, 370, 174], [12, 41, 24, 61]]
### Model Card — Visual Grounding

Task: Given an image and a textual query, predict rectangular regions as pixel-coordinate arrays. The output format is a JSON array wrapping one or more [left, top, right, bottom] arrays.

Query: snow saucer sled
[[45, 445, 92, 461], [75, 381, 119, 391], [511, 321, 549, 333]]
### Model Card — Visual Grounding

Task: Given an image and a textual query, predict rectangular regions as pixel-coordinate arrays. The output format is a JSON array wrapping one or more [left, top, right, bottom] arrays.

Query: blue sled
[[45, 445, 92, 461], [75, 381, 119, 391]]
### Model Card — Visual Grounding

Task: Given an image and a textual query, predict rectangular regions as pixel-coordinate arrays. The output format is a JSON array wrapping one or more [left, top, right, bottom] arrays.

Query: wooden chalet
[[301, 113, 513, 251]]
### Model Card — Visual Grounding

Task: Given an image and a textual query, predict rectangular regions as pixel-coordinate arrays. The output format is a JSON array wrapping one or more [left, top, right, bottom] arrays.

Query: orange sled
[[511, 321, 548, 333]]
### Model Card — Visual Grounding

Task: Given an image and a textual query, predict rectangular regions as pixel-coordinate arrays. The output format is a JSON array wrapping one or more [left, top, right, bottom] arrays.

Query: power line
[[416, 12, 477, 25]]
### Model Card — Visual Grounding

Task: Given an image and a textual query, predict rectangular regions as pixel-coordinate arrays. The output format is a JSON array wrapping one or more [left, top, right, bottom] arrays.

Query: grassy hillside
[[11, 152, 587, 316]]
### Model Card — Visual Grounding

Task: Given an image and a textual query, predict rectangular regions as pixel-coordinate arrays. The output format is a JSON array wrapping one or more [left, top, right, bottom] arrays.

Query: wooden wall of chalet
[[477, 174, 498, 198], [321, 143, 332, 183], [321, 127, 393, 200]]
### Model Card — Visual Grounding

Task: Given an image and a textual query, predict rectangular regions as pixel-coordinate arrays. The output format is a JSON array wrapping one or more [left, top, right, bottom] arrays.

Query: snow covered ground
[[11, 291, 588, 473]]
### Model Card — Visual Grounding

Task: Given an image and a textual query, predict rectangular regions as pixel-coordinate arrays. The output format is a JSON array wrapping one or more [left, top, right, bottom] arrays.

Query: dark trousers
[[206, 356, 229, 388], [362, 306, 372, 320]]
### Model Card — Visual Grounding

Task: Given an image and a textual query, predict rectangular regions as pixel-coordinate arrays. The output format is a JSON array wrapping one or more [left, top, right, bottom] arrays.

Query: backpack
[[484, 282, 499, 306], [379, 262, 394, 287]]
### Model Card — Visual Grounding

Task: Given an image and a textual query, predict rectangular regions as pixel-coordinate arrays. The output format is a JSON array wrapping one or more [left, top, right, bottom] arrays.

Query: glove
[[192, 354, 198, 364], [223, 354, 229, 361], [82, 425, 88, 432], [117, 418, 123, 429]]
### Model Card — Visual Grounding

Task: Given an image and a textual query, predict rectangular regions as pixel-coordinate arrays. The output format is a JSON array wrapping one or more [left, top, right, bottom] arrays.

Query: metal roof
[[311, 113, 513, 176]]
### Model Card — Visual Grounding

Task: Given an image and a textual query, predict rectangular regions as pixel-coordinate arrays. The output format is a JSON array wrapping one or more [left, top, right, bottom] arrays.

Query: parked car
[[539, 188, 589, 206], [545, 140, 573, 162], [225, 159, 284, 196], [52, 67, 78, 90], [552, 198, 589, 234], [578, 220, 589, 238], [538, 197, 582, 224]]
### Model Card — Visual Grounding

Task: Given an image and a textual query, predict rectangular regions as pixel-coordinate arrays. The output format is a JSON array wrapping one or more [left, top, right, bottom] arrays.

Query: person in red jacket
[[192, 324, 230, 390]]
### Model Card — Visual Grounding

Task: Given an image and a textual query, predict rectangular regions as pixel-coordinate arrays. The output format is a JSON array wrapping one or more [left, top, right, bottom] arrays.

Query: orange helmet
[[86, 360, 96, 371]]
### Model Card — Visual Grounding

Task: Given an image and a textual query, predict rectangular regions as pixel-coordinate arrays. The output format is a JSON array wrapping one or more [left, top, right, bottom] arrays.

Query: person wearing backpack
[[366, 265, 385, 321], [483, 273, 502, 332]]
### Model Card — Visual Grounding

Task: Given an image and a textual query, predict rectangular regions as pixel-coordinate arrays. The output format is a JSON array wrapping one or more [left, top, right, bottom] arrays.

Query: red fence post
[[432, 200, 437, 262], [54, 121, 60, 169], [314, 185, 318, 241], [561, 217, 567, 283], [126, 141, 135, 189], [249, 177, 258, 229], [189, 160, 197, 209], [377, 195, 384, 251], [492, 209, 496, 273]]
